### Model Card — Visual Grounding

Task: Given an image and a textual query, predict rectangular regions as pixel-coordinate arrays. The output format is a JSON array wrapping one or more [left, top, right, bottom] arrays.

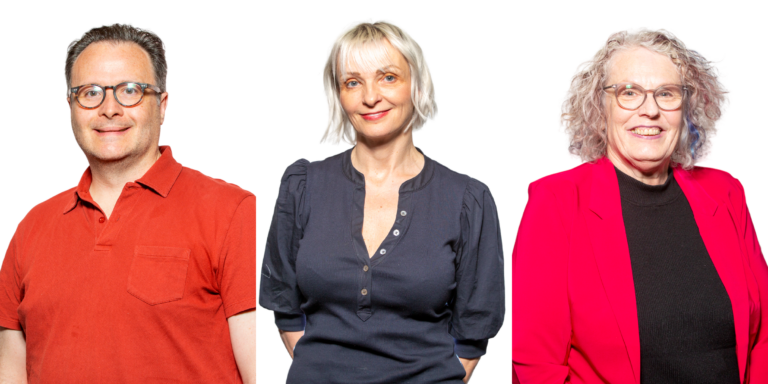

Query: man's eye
[[85, 90, 101, 98]]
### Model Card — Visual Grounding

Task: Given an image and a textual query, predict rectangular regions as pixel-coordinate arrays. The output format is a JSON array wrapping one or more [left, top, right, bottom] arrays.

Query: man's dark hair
[[66, 24, 167, 92]]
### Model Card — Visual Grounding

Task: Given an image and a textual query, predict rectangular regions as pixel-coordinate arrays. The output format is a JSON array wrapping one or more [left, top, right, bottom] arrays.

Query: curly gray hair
[[562, 30, 726, 169]]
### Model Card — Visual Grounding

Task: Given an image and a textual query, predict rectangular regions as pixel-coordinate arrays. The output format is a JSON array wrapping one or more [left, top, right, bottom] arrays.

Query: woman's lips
[[361, 110, 390, 121]]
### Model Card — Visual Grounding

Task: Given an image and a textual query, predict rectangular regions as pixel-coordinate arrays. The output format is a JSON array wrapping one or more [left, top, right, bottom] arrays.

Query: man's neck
[[88, 148, 162, 218]]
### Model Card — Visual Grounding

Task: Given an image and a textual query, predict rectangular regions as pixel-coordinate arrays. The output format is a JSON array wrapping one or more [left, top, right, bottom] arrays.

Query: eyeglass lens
[[615, 83, 684, 111], [76, 83, 145, 108]]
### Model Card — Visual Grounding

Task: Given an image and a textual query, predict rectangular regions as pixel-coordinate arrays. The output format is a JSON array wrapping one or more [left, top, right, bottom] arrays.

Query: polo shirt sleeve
[[218, 194, 257, 318], [451, 178, 505, 359], [0, 231, 22, 330], [259, 159, 309, 332]]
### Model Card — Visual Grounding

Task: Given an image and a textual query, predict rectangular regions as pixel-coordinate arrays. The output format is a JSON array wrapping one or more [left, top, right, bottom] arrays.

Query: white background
[[1, 1, 766, 383]]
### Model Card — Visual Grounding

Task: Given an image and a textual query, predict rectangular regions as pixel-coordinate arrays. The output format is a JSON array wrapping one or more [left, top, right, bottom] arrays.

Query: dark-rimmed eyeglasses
[[70, 82, 162, 109], [603, 82, 687, 111]]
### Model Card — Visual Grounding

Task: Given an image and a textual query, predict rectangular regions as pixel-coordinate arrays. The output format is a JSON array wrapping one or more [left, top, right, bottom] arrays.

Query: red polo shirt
[[0, 146, 255, 383]]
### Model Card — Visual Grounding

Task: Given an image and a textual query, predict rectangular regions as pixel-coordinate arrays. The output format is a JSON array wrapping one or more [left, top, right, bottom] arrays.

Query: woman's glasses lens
[[615, 83, 684, 110]]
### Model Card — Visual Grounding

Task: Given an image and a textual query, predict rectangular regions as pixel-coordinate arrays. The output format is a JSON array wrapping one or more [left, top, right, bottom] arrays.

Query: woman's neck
[[607, 150, 671, 186], [351, 130, 423, 186]]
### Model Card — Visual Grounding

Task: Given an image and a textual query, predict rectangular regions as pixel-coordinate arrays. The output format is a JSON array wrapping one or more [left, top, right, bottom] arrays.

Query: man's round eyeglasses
[[70, 82, 162, 109], [603, 83, 687, 111]]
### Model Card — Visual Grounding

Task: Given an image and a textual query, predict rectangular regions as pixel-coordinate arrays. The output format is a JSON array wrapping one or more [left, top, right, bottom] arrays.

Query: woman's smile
[[360, 109, 390, 121]]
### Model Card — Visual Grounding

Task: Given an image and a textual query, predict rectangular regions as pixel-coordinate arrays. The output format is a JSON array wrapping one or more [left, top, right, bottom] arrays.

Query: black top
[[259, 149, 505, 384], [616, 167, 739, 384]]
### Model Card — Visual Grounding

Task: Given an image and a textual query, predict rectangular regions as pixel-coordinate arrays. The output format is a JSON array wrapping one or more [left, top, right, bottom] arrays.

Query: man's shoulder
[[25, 187, 77, 221], [14, 187, 77, 235], [176, 167, 254, 205]]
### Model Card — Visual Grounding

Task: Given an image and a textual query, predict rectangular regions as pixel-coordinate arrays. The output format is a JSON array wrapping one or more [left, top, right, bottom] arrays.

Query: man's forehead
[[71, 41, 154, 83]]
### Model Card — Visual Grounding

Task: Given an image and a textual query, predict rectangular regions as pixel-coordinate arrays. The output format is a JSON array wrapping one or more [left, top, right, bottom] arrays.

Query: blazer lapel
[[674, 168, 749, 383], [585, 158, 641, 384]]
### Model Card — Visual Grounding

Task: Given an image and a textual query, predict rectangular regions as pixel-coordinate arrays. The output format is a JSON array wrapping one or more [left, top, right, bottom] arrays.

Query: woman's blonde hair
[[323, 22, 437, 144], [562, 30, 726, 169]]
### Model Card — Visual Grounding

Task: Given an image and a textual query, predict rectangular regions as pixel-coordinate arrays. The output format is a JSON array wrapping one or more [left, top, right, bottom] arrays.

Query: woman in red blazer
[[513, 30, 768, 384]]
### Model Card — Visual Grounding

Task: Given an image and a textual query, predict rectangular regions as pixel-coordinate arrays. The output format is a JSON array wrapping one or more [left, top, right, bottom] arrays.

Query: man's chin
[[83, 148, 133, 164]]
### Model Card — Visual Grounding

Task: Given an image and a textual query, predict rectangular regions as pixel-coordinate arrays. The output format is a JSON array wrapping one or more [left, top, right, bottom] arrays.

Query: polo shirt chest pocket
[[127, 246, 191, 305]]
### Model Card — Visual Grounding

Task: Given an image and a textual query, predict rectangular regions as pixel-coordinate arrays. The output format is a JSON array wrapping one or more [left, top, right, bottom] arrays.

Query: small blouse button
[[363, 265, 369, 272], [98, 217, 105, 223], [380, 249, 386, 255], [400, 210, 407, 216], [393, 229, 400, 236], [361, 289, 368, 296]]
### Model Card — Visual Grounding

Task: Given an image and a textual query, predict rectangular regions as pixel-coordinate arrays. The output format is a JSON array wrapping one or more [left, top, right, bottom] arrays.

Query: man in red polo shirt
[[0, 25, 255, 383]]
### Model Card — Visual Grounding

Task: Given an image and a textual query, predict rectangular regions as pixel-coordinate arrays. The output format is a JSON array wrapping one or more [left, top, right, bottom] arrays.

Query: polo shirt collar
[[62, 146, 183, 214], [135, 146, 183, 198], [342, 146, 435, 193]]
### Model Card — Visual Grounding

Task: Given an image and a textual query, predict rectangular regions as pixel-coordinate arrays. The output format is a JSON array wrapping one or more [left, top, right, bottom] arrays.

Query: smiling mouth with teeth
[[631, 127, 661, 136]]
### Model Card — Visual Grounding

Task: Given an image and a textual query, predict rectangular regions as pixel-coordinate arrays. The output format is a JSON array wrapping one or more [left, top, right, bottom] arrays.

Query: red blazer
[[512, 157, 768, 384]]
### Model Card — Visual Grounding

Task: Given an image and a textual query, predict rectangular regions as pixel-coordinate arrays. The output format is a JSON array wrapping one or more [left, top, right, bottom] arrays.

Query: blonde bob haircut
[[562, 30, 726, 169], [323, 22, 437, 144]]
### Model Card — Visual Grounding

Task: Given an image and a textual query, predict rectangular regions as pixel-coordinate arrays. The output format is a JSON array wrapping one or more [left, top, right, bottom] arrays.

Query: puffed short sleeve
[[451, 178, 505, 358], [259, 159, 309, 332]]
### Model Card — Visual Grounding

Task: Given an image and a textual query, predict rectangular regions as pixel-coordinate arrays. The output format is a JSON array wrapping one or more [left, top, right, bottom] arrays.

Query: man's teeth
[[631, 127, 661, 136]]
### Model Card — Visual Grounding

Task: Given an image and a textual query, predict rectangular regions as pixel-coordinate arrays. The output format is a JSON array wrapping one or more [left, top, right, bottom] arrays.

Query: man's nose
[[97, 88, 124, 118]]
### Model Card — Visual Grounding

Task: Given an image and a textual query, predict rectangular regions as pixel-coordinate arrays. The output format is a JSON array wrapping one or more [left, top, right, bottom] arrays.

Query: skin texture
[[604, 47, 683, 185], [228, 310, 256, 384], [279, 38, 480, 383], [68, 41, 167, 218], [0, 328, 26, 384]]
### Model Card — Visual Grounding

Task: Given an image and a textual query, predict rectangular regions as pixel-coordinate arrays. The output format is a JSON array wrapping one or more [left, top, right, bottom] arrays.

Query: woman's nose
[[362, 83, 381, 108]]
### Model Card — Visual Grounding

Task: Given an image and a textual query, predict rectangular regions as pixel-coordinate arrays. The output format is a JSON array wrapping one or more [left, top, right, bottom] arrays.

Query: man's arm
[[459, 357, 480, 383], [278, 330, 304, 359], [0, 328, 26, 384], [228, 310, 255, 384]]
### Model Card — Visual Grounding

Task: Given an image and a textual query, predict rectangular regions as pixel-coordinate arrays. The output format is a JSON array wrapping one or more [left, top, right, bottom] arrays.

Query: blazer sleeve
[[512, 180, 574, 384], [734, 179, 768, 382], [450, 179, 505, 359], [258, 159, 309, 332]]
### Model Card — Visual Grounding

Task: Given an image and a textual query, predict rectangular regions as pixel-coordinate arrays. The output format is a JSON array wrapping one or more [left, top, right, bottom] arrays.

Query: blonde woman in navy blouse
[[259, 22, 504, 384]]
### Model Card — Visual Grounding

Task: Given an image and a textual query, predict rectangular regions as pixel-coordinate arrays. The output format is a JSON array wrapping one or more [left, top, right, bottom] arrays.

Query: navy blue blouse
[[259, 149, 505, 384]]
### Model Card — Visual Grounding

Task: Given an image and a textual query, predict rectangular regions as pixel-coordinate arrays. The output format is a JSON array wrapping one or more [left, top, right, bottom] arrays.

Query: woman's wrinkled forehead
[[337, 38, 404, 80]]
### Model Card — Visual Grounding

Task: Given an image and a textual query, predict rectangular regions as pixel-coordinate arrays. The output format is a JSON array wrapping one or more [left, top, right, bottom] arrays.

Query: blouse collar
[[342, 147, 435, 193]]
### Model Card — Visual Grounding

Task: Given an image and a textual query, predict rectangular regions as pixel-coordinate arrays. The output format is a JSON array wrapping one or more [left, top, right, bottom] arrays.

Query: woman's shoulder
[[428, 158, 489, 196], [281, 150, 350, 181], [677, 165, 745, 203], [528, 160, 598, 196], [683, 166, 741, 189]]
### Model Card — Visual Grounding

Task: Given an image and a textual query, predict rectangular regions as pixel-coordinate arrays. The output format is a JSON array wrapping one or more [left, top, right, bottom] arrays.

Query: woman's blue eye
[[384, 75, 395, 82], [347, 81, 359, 87]]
